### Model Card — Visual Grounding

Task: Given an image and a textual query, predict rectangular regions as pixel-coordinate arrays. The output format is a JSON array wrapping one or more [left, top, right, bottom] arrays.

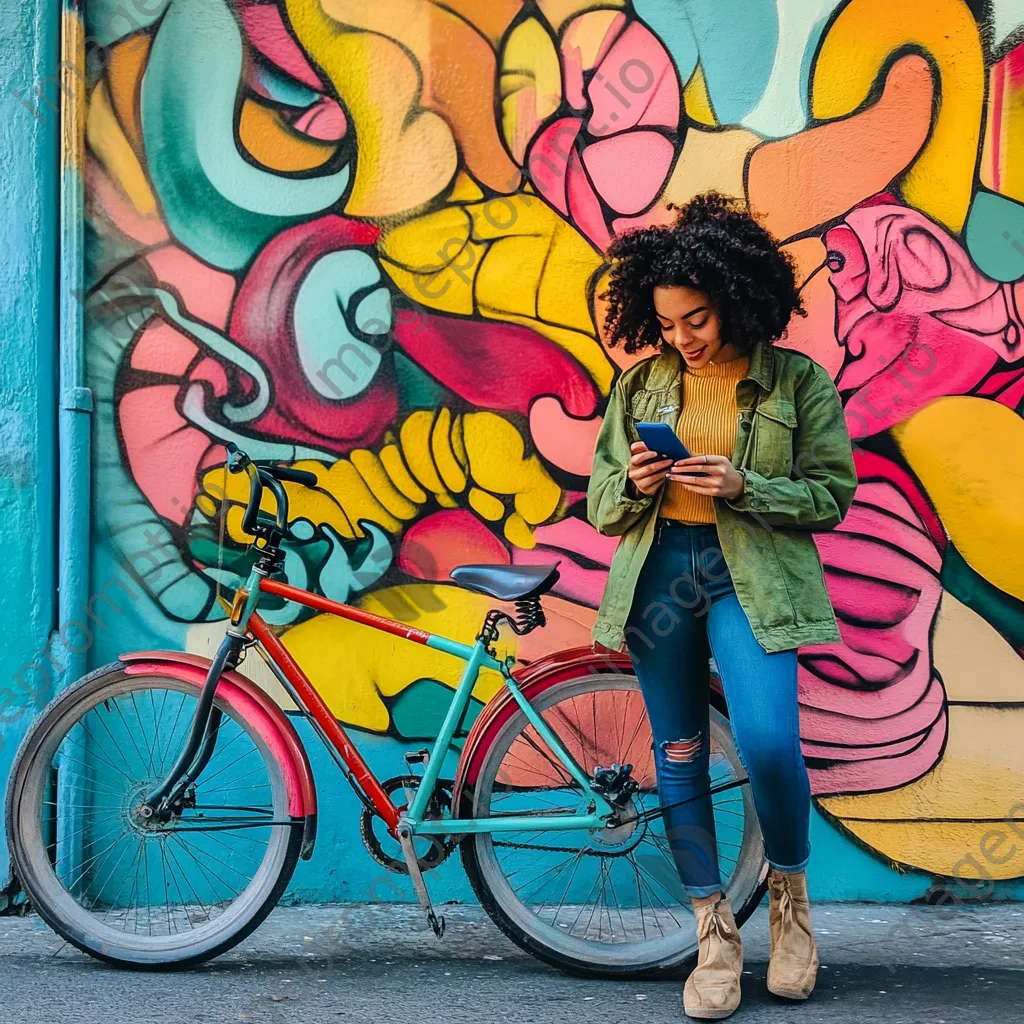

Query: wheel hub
[[123, 779, 184, 833], [122, 780, 155, 830], [587, 762, 647, 854]]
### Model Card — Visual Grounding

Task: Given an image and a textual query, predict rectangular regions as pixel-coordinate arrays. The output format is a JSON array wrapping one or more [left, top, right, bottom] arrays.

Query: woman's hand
[[628, 441, 674, 496], [668, 455, 745, 499]]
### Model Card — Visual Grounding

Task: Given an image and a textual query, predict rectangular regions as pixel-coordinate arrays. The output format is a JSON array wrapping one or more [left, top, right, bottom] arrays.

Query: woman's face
[[652, 285, 725, 369]]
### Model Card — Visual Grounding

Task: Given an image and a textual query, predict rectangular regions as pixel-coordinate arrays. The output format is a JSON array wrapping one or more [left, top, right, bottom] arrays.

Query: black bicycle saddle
[[449, 563, 560, 601]]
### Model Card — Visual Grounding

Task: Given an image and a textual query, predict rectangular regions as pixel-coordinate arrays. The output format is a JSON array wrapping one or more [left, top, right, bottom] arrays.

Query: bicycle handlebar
[[265, 464, 319, 487], [224, 442, 317, 542]]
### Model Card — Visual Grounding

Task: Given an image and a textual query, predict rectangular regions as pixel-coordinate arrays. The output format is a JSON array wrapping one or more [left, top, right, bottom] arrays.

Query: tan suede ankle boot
[[683, 895, 743, 1020], [767, 869, 818, 1000]]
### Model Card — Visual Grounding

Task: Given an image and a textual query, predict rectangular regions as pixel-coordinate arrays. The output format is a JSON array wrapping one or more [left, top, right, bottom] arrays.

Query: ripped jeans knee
[[662, 732, 703, 764]]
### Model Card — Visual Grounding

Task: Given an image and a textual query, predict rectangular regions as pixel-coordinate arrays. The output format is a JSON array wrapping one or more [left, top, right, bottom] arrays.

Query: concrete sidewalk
[[2, 901, 1022, 1023]]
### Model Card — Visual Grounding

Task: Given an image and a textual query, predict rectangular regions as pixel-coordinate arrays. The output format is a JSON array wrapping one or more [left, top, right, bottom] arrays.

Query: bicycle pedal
[[404, 748, 430, 770]]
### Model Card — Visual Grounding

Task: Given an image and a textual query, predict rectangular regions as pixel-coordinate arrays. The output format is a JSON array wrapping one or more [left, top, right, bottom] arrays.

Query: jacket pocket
[[751, 399, 797, 477], [629, 389, 678, 432]]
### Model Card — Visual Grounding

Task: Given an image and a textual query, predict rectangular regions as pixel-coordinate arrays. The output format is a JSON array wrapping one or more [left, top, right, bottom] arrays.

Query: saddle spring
[[511, 597, 546, 634], [479, 597, 546, 645]]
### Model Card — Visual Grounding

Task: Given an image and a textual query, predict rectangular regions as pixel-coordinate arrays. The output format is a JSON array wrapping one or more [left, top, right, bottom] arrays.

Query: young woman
[[587, 193, 856, 1020]]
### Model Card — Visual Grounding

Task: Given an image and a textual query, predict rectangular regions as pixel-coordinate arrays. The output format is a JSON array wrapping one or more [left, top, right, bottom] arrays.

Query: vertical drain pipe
[[57, 1, 91, 692]]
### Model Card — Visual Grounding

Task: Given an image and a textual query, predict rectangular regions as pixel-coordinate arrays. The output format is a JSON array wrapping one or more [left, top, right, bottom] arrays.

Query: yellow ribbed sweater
[[659, 354, 749, 524]]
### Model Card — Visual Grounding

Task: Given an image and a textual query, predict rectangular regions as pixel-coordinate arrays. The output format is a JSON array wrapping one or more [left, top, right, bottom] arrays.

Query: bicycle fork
[[141, 631, 245, 818]]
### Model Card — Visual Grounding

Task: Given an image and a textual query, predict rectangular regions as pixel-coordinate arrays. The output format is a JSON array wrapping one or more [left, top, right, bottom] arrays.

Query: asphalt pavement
[[2, 901, 1022, 1023]]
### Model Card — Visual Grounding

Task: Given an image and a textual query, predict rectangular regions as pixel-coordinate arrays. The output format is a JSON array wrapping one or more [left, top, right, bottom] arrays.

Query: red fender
[[120, 650, 318, 859], [451, 644, 725, 814]]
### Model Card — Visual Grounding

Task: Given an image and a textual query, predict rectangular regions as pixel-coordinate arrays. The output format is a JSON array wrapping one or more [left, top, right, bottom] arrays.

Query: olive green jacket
[[587, 342, 857, 653]]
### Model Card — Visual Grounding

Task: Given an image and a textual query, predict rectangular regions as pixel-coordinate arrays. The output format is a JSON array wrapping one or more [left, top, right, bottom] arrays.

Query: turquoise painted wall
[[0, 1, 59, 901]]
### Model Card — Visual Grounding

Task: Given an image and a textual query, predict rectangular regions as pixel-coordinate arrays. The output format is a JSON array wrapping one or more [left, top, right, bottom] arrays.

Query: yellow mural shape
[[446, 171, 484, 204], [683, 64, 717, 127], [378, 194, 611, 394], [289, 0, 519, 210], [892, 397, 1024, 601], [811, 0, 984, 232], [86, 80, 157, 216], [198, 406, 562, 548], [103, 34, 149, 157], [500, 17, 563, 164], [562, 9, 624, 71], [933, 593, 1024, 703], [281, 586, 511, 732], [819, 705, 1024, 879], [286, 0, 459, 216], [662, 126, 756, 207]]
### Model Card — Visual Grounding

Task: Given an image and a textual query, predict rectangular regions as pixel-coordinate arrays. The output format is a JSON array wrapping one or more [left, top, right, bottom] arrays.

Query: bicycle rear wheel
[[6, 664, 302, 968], [460, 671, 766, 978]]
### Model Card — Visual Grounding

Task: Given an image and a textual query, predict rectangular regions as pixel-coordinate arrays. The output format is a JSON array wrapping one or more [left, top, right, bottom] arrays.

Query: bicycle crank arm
[[397, 820, 445, 939]]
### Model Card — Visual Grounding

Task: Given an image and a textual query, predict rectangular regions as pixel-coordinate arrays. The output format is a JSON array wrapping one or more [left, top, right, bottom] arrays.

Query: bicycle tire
[[6, 663, 302, 969], [460, 670, 767, 978]]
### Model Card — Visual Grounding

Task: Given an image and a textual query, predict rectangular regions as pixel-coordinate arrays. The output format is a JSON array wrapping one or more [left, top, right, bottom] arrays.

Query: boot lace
[[697, 898, 734, 943], [770, 873, 810, 938], [771, 875, 794, 928]]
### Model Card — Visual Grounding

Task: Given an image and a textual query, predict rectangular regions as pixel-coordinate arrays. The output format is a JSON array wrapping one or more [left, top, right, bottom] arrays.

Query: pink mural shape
[[827, 200, 1024, 438], [582, 132, 676, 215], [291, 99, 347, 142], [394, 314, 599, 420], [228, 215, 396, 454], [513, 516, 619, 608], [117, 247, 238, 525], [237, 0, 348, 142], [528, 395, 603, 477], [799, 451, 948, 796], [525, 13, 680, 250], [584, 21, 680, 136], [400, 511, 510, 580]]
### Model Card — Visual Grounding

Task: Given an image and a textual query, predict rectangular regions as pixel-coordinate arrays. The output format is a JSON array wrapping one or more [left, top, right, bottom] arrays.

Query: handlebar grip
[[263, 465, 318, 487]]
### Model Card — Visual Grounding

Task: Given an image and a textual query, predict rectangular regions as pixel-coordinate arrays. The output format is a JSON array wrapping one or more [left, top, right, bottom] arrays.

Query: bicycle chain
[[488, 776, 749, 857]]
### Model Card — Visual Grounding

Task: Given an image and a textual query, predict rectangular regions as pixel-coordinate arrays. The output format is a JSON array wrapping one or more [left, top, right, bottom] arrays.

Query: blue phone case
[[636, 422, 693, 461]]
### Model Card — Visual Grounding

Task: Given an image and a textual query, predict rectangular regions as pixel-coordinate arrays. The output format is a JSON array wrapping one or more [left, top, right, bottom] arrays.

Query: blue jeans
[[624, 521, 811, 899]]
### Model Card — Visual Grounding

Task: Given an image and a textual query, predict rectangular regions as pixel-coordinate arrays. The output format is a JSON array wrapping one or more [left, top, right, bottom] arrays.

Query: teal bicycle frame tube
[[245, 573, 617, 836], [405, 635, 616, 834]]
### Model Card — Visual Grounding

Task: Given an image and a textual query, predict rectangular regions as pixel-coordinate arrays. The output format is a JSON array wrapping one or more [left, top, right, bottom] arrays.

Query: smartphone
[[636, 421, 694, 462]]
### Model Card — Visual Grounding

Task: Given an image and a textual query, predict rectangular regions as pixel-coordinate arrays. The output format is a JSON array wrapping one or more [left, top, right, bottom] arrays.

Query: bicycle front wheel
[[460, 670, 766, 978], [6, 664, 302, 968]]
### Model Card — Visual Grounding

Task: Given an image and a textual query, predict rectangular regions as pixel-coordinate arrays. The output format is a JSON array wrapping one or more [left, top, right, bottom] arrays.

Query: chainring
[[358, 774, 457, 874]]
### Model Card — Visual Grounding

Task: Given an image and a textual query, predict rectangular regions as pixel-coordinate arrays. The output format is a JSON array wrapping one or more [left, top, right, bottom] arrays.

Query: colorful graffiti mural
[[81, 0, 1024, 891]]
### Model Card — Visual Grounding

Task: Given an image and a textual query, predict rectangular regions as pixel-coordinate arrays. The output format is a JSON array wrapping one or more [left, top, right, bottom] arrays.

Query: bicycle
[[6, 444, 767, 973]]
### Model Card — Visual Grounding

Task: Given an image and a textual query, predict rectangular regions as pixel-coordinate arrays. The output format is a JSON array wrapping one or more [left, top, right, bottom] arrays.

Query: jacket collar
[[648, 340, 775, 392], [745, 339, 774, 392]]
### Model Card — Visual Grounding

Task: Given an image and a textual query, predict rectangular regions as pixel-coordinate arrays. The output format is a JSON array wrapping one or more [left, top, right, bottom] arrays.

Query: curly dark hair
[[600, 192, 805, 354]]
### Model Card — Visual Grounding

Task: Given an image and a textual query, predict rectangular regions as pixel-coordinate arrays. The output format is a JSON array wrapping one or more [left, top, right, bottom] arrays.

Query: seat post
[[475, 609, 504, 652]]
